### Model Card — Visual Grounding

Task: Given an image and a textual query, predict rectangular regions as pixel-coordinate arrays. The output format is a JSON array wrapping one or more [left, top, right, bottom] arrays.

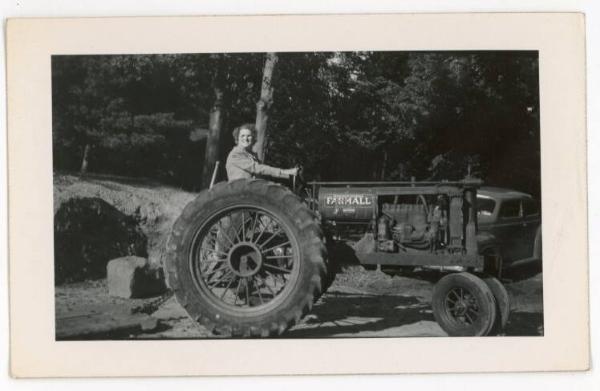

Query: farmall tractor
[[165, 176, 510, 337]]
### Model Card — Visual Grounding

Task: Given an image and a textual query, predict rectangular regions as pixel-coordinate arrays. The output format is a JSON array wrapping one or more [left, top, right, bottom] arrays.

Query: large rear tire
[[165, 179, 327, 337], [432, 272, 497, 336]]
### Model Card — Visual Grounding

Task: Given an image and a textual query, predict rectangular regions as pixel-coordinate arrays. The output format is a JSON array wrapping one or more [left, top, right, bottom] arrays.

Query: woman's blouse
[[225, 145, 288, 181]]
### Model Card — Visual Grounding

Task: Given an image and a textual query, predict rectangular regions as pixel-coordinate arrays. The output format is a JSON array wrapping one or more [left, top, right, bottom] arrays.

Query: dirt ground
[[55, 266, 543, 339]]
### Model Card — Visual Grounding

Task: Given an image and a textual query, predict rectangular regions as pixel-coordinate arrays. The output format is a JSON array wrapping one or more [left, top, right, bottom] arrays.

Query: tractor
[[165, 175, 514, 337]]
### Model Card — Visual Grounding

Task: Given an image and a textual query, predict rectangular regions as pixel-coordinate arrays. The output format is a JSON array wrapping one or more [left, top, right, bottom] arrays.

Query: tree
[[383, 52, 540, 195], [51, 51, 540, 196], [52, 55, 197, 178], [201, 56, 227, 189], [266, 52, 344, 179], [253, 53, 278, 161]]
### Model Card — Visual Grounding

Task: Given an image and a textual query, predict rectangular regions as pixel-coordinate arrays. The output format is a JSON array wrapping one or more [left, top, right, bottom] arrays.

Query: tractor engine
[[317, 187, 460, 253], [379, 200, 448, 251]]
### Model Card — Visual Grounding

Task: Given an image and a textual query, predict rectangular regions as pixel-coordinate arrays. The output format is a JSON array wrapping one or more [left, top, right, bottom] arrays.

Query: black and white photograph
[[51, 50, 543, 340], [7, 13, 589, 377]]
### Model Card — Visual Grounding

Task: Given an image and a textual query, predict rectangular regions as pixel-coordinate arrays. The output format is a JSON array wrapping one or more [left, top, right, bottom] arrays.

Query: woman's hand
[[281, 167, 299, 177]]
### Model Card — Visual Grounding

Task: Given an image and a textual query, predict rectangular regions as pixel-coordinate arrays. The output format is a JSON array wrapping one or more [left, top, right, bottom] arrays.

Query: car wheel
[[483, 276, 510, 334]]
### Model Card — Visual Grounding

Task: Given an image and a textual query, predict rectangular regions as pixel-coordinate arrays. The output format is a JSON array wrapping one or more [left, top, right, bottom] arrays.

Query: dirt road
[[55, 267, 543, 339], [153, 271, 542, 338]]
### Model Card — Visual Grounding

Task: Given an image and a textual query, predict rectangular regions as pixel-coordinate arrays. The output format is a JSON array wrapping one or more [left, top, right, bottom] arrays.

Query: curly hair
[[232, 123, 257, 145]]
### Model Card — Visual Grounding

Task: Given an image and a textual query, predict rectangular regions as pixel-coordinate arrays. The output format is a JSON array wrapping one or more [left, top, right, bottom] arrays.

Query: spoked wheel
[[166, 179, 327, 337], [191, 207, 300, 312], [432, 272, 497, 336]]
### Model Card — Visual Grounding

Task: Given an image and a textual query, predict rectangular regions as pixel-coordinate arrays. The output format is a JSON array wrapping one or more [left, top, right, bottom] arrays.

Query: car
[[476, 187, 542, 273]]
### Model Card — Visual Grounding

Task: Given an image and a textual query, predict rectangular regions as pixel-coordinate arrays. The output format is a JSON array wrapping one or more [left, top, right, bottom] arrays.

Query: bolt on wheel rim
[[189, 207, 299, 312], [444, 287, 480, 326]]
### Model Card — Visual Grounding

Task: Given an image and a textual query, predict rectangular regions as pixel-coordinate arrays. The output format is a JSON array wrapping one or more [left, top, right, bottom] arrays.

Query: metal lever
[[209, 161, 220, 189]]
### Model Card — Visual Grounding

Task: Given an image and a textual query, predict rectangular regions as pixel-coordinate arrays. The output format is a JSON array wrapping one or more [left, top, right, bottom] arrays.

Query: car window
[[522, 199, 539, 216], [477, 197, 496, 216], [499, 199, 521, 218]]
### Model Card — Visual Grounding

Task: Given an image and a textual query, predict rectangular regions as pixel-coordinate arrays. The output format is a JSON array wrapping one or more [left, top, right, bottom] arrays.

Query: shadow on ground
[[504, 312, 544, 336], [282, 284, 543, 338], [284, 291, 438, 338]]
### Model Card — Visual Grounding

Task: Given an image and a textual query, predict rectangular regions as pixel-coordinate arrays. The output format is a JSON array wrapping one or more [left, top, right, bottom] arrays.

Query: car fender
[[477, 232, 502, 275], [477, 231, 500, 253]]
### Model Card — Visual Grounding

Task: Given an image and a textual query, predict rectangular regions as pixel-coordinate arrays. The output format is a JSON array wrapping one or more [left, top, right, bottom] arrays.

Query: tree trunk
[[201, 66, 226, 189], [80, 143, 90, 175], [380, 150, 388, 180], [201, 86, 224, 188], [254, 53, 278, 161]]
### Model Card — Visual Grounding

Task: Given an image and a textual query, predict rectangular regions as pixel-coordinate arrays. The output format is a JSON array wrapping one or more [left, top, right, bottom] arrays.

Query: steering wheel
[[291, 167, 318, 208]]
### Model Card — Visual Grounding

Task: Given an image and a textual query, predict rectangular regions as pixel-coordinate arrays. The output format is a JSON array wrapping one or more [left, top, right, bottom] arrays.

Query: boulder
[[107, 256, 167, 298]]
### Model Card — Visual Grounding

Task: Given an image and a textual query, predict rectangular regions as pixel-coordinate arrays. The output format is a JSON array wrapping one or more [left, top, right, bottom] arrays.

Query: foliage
[[52, 51, 540, 197]]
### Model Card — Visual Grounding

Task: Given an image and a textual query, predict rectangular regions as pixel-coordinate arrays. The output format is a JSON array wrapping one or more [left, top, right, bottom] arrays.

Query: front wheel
[[432, 272, 497, 336]]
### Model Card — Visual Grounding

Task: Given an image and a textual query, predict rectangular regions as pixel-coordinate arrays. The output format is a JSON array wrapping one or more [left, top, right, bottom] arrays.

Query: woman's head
[[232, 123, 256, 148]]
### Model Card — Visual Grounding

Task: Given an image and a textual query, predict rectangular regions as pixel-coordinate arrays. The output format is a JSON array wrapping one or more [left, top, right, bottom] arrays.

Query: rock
[[140, 316, 159, 332], [107, 256, 146, 298], [107, 256, 167, 298]]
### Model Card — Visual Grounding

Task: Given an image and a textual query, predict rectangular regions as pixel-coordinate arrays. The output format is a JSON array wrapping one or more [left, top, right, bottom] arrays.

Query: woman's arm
[[226, 149, 293, 179]]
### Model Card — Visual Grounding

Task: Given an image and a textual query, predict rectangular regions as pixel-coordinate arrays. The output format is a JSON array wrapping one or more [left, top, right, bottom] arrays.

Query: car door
[[494, 198, 527, 264], [520, 198, 541, 259]]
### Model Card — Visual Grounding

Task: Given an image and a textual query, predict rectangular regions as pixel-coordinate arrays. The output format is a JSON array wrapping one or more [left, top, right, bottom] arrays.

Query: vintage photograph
[[52, 50, 543, 340]]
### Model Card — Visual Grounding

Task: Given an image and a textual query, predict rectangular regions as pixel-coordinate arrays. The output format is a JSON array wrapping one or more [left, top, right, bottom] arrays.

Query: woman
[[219, 124, 297, 302], [226, 123, 298, 181]]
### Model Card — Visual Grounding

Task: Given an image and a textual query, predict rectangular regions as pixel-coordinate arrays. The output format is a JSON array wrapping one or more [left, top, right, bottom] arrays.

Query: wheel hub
[[228, 242, 263, 278], [446, 288, 478, 322], [454, 300, 468, 316]]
